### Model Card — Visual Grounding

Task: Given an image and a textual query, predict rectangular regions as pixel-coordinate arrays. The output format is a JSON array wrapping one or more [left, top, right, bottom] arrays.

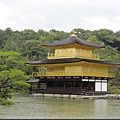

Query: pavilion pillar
[[64, 80, 66, 91], [38, 79, 40, 88], [88, 79, 90, 92], [80, 78, 82, 90], [79, 79, 80, 90], [46, 80, 47, 89], [71, 79, 73, 89], [107, 78, 108, 91]]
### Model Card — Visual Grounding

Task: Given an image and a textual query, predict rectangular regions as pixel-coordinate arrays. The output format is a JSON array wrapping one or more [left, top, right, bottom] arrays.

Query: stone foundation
[[30, 93, 112, 100]]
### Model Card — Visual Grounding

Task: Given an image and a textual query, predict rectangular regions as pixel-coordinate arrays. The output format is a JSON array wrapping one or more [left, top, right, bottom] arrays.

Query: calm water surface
[[0, 96, 120, 119]]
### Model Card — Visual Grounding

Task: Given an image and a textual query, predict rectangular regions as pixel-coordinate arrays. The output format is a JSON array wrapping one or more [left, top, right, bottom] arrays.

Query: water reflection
[[0, 96, 120, 119], [94, 99, 107, 119]]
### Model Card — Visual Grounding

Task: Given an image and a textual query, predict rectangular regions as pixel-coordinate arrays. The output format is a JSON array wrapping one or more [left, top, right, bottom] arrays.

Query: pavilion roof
[[26, 58, 119, 66], [42, 35, 105, 48], [26, 78, 39, 83]]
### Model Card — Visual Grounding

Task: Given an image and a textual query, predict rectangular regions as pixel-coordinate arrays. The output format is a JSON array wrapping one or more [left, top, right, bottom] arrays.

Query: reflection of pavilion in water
[[94, 100, 107, 118], [26, 32, 119, 95]]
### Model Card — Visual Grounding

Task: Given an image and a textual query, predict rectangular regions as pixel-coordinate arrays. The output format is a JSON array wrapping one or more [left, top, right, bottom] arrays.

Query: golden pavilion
[[26, 33, 119, 95]]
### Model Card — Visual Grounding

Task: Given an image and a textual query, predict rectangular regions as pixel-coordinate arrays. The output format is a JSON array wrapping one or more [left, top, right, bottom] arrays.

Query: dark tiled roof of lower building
[[26, 78, 39, 83]]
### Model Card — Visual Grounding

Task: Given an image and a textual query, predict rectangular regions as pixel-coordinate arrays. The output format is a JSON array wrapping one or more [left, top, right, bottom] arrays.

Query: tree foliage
[[0, 27, 120, 94], [0, 51, 30, 100]]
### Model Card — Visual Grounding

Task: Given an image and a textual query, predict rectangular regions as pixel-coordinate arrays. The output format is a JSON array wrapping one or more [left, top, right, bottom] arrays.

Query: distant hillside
[[0, 27, 120, 87]]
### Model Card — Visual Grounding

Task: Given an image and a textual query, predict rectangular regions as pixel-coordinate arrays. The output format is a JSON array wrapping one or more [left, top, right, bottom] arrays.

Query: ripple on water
[[0, 96, 120, 119]]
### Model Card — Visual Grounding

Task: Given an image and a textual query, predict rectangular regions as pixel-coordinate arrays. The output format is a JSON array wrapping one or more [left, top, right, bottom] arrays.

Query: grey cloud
[[0, 0, 120, 32]]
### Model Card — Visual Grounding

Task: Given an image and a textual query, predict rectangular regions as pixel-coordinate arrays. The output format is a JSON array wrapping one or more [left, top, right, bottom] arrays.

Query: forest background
[[0, 28, 120, 103]]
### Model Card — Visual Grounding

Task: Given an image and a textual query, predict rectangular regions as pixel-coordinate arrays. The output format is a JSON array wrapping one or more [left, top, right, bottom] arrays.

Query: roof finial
[[71, 30, 77, 36]]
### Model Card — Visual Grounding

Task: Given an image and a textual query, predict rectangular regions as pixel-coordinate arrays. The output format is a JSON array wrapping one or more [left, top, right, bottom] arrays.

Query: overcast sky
[[0, 0, 120, 32]]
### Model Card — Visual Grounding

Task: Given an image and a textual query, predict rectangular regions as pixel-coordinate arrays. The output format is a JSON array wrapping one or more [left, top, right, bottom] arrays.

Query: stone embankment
[[30, 93, 120, 100]]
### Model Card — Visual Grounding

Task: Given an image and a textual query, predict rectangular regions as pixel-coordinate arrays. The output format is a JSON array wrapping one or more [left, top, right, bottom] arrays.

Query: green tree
[[0, 51, 30, 100], [21, 29, 37, 40], [98, 45, 120, 62], [87, 35, 104, 45], [0, 29, 5, 50], [22, 40, 48, 60]]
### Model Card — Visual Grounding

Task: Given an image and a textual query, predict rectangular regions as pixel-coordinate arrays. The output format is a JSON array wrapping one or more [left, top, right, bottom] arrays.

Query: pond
[[0, 95, 120, 119]]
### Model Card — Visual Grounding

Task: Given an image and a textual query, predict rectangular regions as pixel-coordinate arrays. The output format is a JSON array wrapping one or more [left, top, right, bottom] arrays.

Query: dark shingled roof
[[26, 78, 39, 83], [26, 58, 119, 66], [42, 36, 105, 48]]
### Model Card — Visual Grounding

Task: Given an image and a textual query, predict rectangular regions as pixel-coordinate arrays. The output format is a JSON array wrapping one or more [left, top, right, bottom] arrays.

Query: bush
[[0, 98, 14, 105], [108, 84, 120, 95]]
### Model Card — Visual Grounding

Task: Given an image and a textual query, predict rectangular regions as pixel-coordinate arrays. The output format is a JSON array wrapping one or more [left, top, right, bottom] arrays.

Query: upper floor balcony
[[32, 71, 115, 78], [47, 52, 99, 60]]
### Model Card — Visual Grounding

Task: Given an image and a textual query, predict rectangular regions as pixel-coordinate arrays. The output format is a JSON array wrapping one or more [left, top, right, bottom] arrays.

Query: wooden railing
[[32, 71, 115, 78], [47, 52, 99, 60], [30, 87, 87, 94]]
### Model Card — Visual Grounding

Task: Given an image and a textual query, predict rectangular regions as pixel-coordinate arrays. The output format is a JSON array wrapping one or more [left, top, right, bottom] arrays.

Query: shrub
[[0, 98, 14, 105]]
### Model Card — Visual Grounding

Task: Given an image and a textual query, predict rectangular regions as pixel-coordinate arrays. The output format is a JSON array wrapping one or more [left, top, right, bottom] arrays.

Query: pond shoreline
[[28, 93, 120, 100], [1, 95, 120, 119]]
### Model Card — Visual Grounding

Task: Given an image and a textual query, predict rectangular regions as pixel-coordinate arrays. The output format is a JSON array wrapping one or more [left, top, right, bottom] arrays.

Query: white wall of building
[[95, 82, 101, 91], [102, 82, 107, 91], [95, 80, 107, 91]]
